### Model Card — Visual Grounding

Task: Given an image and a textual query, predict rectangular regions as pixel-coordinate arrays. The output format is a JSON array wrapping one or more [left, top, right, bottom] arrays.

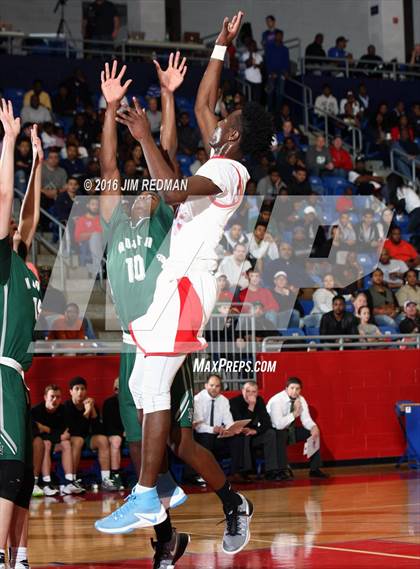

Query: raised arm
[[194, 11, 243, 154], [154, 51, 187, 163], [18, 124, 44, 251], [99, 61, 132, 222], [0, 99, 20, 240], [116, 100, 220, 205]]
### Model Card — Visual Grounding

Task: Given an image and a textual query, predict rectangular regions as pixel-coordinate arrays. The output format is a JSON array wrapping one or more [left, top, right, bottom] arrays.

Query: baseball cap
[[274, 271, 288, 279], [404, 300, 417, 309], [304, 206, 316, 215]]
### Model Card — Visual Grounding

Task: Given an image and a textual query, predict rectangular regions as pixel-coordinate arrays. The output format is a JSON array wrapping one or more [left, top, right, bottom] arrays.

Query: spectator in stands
[[384, 227, 420, 269], [74, 196, 103, 274], [314, 84, 339, 118], [352, 290, 368, 314], [265, 30, 290, 113], [261, 15, 280, 47], [239, 269, 279, 318], [102, 378, 125, 490], [377, 248, 408, 289], [357, 83, 370, 112], [358, 45, 383, 72], [328, 36, 352, 61], [265, 242, 303, 292], [47, 302, 87, 341], [190, 147, 207, 175], [32, 385, 84, 496], [319, 294, 359, 339], [220, 222, 248, 255], [409, 43, 420, 66], [333, 212, 356, 249], [348, 158, 384, 196], [391, 116, 414, 142], [366, 268, 399, 327], [83, 0, 120, 54], [246, 223, 279, 267], [23, 79, 52, 111], [40, 148, 68, 225], [339, 91, 361, 116], [276, 120, 302, 147], [368, 112, 390, 163], [357, 306, 382, 340], [256, 166, 284, 197], [287, 167, 311, 196], [21, 94, 52, 125], [329, 135, 353, 176], [14, 137, 32, 192], [306, 273, 339, 329], [70, 113, 93, 148], [177, 111, 200, 156], [396, 269, 420, 310], [61, 143, 86, 178], [230, 381, 282, 481], [218, 243, 252, 291], [193, 375, 245, 484], [64, 377, 117, 490], [305, 134, 334, 177], [390, 100, 406, 127], [277, 102, 294, 127], [53, 176, 81, 224], [410, 102, 420, 138], [53, 83, 76, 117], [305, 33, 326, 67], [399, 300, 420, 333], [271, 271, 301, 328], [267, 377, 328, 480], [242, 40, 263, 103], [216, 274, 234, 303], [357, 209, 381, 249], [393, 129, 420, 181], [145, 97, 162, 139]]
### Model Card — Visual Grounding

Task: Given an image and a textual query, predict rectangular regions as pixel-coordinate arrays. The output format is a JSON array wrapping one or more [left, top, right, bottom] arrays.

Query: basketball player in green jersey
[[0, 100, 43, 569], [98, 61, 245, 566]]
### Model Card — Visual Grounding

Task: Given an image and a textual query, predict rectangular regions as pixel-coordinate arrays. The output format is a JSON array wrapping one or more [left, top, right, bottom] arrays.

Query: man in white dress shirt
[[193, 374, 246, 483], [267, 377, 328, 479]]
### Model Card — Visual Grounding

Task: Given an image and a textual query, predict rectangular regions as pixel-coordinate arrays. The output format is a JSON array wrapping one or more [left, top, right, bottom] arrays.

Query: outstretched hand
[[30, 124, 44, 163], [0, 99, 20, 139], [101, 61, 133, 106], [154, 51, 187, 93], [216, 11, 244, 46], [116, 97, 151, 141]]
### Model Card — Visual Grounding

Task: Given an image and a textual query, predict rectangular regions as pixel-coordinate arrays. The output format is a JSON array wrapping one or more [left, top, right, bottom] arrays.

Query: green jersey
[[101, 200, 173, 330], [0, 237, 41, 371]]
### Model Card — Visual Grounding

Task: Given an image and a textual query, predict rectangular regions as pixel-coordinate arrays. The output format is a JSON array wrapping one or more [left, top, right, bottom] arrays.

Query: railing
[[262, 333, 420, 352], [299, 55, 420, 81], [390, 146, 420, 186]]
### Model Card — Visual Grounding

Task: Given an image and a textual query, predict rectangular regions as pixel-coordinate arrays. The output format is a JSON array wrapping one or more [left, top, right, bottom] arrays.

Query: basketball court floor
[[29, 465, 420, 568]]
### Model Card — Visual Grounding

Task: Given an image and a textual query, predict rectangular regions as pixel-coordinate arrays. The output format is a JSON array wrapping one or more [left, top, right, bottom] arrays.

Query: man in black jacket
[[229, 381, 281, 480], [32, 384, 84, 496], [319, 295, 359, 343]]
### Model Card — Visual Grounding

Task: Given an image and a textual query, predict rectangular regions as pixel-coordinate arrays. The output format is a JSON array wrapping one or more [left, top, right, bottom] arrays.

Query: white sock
[[34, 476, 39, 485], [101, 470, 110, 481], [65, 474, 74, 482], [10, 547, 27, 564], [42, 475, 51, 483], [134, 483, 155, 494]]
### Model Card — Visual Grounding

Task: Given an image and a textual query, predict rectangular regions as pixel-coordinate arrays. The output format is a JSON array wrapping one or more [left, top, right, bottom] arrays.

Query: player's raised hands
[[116, 97, 151, 141], [216, 11, 244, 46], [30, 124, 44, 163], [101, 61, 133, 106], [0, 99, 20, 139], [153, 51, 187, 93]]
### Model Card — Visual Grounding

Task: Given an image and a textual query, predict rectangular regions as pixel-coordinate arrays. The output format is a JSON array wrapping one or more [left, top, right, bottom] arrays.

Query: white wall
[[414, 0, 420, 43], [181, 0, 372, 58], [368, 0, 405, 62]]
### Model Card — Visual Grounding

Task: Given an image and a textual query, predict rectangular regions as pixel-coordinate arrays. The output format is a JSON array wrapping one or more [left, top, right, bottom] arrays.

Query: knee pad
[[0, 460, 25, 504], [14, 468, 34, 509]]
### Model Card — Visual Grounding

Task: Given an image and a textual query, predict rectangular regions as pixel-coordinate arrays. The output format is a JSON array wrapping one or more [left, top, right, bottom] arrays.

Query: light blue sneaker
[[94, 488, 167, 534], [157, 472, 188, 510]]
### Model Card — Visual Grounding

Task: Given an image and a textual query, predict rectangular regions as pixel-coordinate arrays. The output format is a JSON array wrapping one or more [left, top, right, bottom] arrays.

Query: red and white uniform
[[129, 157, 249, 355]]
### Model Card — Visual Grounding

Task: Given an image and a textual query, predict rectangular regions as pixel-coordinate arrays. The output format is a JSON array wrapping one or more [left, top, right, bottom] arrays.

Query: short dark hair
[[266, 14, 275, 21], [286, 377, 302, 388], [268, 166, 280, 175], [65, 302, 79, 311], [44, 384, 61, 395], [206, 373, 222, 384], [404, 269, 417, 279], [333, 294, 345, 303], [69, 376, 87, 389], [239, 102, 274, 157]]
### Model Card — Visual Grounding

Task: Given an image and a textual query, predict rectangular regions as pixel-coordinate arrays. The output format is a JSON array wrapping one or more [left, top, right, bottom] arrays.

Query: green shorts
[[0, 365, 33, 467], [119, 345, 194, 442]]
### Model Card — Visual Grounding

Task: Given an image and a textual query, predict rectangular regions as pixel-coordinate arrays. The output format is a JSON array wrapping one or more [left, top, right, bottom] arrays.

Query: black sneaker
[[0, 551, 6, 569], [222, 493, 253, 555], [152, 528, 190, 569], [277, 469, 293, 481], [309, 469, 329, 479]]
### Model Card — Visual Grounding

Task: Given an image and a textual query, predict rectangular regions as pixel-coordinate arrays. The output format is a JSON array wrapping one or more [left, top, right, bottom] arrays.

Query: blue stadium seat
[[300, 299, 314, 315], [379, 326, 397, 335], [309, 175, 325, 195], [282, 328, 305, 337], [177, 154, 194, 176], [305, 326, 320, 338], [4, 88, 25, 114]]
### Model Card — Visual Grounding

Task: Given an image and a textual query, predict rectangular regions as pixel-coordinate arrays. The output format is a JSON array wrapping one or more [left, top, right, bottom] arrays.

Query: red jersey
[[238, 287, 279, 312], [384, 238, 418, 262], [329, 146, 353, 171], [74, 215, 102, 243]]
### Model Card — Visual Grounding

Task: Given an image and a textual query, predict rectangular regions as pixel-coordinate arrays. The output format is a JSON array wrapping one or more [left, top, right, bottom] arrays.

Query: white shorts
[[129, 269, 218, 356]]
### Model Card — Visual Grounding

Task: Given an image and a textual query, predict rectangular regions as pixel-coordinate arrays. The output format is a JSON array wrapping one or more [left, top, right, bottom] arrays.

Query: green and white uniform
[[0, 237, 41, 463], [102, 200, 194, 441]]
